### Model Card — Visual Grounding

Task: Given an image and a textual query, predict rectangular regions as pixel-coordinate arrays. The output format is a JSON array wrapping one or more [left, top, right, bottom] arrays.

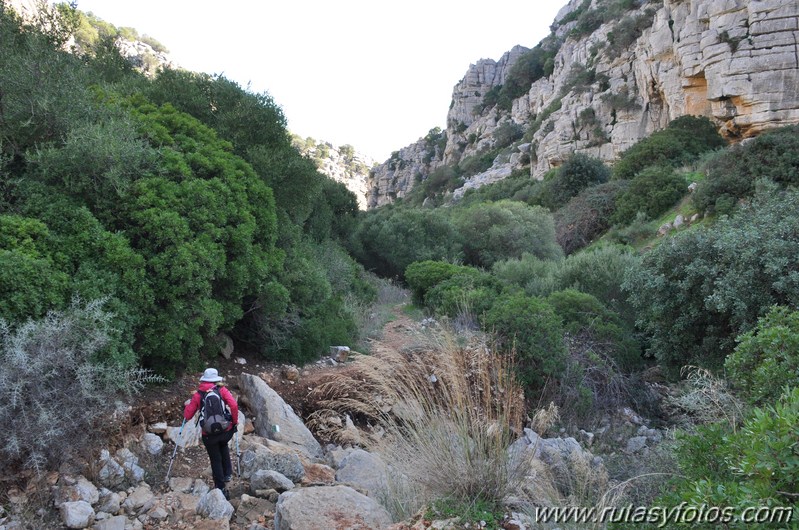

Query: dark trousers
[[202, 428, 235, 490]]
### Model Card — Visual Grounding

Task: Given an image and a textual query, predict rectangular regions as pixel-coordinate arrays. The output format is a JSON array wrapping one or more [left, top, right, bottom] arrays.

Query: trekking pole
[[235, 424, 241, 479], [165, 417, 186, 484]]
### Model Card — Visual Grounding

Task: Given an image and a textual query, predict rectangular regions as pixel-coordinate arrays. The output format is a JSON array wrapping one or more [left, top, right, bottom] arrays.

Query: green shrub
[[493, 121, 524, 148], [549, 153, 611, 209], [558, 244, 639, 327], [492, 253, 561, 297], [547, 289, 641, 371], [625, 185, 799, 375], [611, 166, 686, 225], [459, 150, 498, 177], [425, 271, 503, 319], [483, 292, 566, 390], [693, 125, 799, 215], [725, 306, 799, 404], [554, 180, 628, 254], [349, 206, 462, 279], [664, 387, 799, 527], [405, 260, 474, 305], [612, 116, 725, 180], [455, 200, 562, 268]]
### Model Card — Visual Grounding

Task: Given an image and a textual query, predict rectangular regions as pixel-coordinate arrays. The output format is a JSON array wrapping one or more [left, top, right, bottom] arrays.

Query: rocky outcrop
[[367, 0, 799, 207], [292, 137, 375, 210]]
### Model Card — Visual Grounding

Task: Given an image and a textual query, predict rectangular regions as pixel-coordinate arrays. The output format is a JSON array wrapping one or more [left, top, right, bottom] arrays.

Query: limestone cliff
[[292, 137, 376, 210], [367, 0, 799, 208]]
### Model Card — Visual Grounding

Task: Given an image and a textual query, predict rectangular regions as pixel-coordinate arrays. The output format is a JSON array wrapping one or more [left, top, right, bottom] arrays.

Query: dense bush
[[693, 125, 799, 215], [349, 206, 462, 279], [548, 153, 611, 209], [492, 253, 561, 297], [554, 180, 628, 254], [558, 244, 640, 327], [0, 6, 365, 375], [612, 116, 725, 180], [405, 261, 471, 305], [611, 166, 686, 225], [725, 306, 799, 404], [625, 185, 799, 375], [425, 270, 503, 320], [547, 289, 641, 371], [665, 386, 799, 527], [483, 292, 566, 390], [0, 299, 160, 473], [454, 200, 562, 268]]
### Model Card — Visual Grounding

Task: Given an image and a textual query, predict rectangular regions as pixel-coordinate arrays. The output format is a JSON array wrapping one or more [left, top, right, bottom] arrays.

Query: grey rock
[[121, 485, 153, 513], [168, 477, 193, 494], [238, 373, 322, 458], [673, 214, 685, 228], [626, 436, 648, 454], [250, 470, 294, 493], [93, 515, 127, 530], [60, 501, 94, 529], [240, 444, 305, 483], [53, 475, 99, 506], [97, 451, 125, 489], [334, 449, 388, 497], [96, 489, 122, 515], [196, 489, 234, 520], [192, 479, 210, 496], [216, 332, 234, 359], [140, 433, 163, 455], [274, 486, 392, 530], [325, 445, 356, 469], [115, 448, 138, 466]]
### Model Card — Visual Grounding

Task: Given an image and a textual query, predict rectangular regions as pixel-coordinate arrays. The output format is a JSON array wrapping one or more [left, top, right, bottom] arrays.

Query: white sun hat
[[200, 368, 223, 382]]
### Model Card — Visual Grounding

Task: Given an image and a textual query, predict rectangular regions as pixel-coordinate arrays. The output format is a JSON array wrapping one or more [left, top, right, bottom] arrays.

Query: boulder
[[240, 443, 305, 483], [216, 332, 234, 359], [168, 477, 194, 494], [625, 436, 648, 454], [251, 470, 294, 493], [196, 488, 234, 520], [59, 500, 94, 529], [140, 433, 164, 455], [92, 515, 127, 530], [53, 475, 99, 506], [274, 485, 392, 530], [238, 373, 322, 458], [121, 484, 154, 513], [334, 449, 388, 497], [96, 489, 121, 515], [97, 451, 125, 489], [165, 417, 201, 448]]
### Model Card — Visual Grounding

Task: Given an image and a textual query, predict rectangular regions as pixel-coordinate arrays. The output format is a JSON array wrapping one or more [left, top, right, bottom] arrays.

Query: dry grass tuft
[[306, 323, 531, 519], [666, 365, 744, 430]]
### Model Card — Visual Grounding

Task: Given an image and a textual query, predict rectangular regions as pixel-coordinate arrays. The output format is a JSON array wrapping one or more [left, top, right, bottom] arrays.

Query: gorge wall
[[367, 0, 799, 208]]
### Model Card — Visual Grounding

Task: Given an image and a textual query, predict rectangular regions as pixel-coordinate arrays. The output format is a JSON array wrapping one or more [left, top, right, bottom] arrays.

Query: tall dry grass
[[307, 324, 534, 519]]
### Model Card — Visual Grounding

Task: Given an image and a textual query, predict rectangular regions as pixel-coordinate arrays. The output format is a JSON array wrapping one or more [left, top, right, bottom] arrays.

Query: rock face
[[367, 0, 799, 208], [292, 137, 376, 210]]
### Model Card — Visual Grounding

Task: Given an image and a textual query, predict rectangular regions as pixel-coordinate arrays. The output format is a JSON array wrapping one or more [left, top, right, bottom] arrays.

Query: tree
[[455, 200, 562, 268]]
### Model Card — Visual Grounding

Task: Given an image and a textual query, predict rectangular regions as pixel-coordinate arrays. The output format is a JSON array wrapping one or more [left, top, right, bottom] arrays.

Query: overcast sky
[[75, 1, 565, 161]]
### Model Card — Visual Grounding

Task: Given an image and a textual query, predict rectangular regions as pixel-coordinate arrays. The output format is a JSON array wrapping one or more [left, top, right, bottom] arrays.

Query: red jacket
[[184, 382, 239, 435]]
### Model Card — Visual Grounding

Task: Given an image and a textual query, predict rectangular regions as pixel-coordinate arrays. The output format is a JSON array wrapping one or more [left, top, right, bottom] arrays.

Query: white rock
[[196, 489, 234, 520], [60, 501, 95, 529]]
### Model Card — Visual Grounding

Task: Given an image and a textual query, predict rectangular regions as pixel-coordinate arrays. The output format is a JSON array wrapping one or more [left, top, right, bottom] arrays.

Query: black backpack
[[199, 387, 231, 434]]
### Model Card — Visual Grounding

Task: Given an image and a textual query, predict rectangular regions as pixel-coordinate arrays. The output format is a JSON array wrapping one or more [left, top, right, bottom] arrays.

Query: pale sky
[[74, 1, 565, 162]]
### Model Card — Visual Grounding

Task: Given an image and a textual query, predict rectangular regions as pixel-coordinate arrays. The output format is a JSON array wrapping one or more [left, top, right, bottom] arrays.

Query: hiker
[[184, 368, 239, 498]]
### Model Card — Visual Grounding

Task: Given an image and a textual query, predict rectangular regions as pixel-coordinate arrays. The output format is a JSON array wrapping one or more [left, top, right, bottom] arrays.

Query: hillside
[[367, 0, 799, 208]]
